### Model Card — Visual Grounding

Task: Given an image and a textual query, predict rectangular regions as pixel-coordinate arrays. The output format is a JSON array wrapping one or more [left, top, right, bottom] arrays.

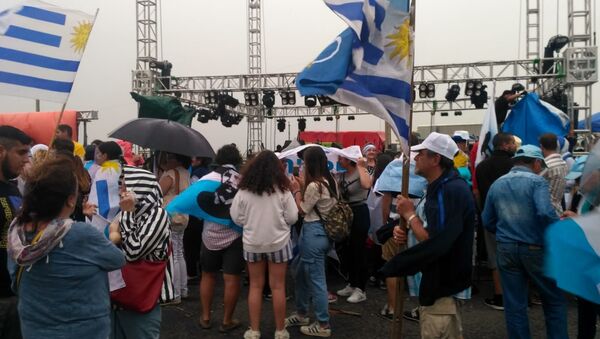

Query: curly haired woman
[[230, 150, 298, 339]]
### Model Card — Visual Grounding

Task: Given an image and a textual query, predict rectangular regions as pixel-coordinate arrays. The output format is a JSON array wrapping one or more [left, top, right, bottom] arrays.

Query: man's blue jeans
[[496, 242, 568, 339], [295, 221, 331, 324]]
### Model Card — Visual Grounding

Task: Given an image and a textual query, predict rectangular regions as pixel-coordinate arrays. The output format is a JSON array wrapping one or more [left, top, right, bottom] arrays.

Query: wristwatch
[[406, 213, 418, 229]]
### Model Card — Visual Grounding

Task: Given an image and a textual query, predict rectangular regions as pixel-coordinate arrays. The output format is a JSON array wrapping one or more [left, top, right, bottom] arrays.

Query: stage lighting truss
[[280, 90, 296, 105], [418, 83, 435, 99], [244, 91, 259, 106]]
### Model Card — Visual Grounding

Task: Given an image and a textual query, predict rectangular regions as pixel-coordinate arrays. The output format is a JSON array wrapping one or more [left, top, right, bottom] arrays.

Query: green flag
[[130, 92, 195, 126]]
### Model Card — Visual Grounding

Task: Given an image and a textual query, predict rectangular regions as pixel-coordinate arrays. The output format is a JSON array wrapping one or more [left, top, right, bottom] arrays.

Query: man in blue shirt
[[482, 145, 567, 339]]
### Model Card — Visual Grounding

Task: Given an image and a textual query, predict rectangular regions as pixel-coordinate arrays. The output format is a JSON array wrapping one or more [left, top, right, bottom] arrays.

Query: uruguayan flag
[[0, 0, 94, 103], [87, 160, 122, 237], [545, 211, 600, 304], [297, 0, 414, 156]]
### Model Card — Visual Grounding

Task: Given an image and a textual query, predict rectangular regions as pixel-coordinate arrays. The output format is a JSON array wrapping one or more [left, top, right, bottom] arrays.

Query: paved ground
[[161, 266, 581, 338]]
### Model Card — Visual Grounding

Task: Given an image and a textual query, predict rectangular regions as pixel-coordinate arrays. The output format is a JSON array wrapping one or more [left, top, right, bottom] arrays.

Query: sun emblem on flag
[[385, 17, 411, 63], [70, 21, 92, 54]]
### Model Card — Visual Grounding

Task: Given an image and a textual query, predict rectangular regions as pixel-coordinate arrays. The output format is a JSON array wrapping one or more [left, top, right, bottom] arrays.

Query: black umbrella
[[109, 118, 215, 158]]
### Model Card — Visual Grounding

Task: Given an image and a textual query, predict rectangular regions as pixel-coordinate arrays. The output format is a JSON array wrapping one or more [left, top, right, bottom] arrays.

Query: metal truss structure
[[132, 0, 597, 152], [76, 110, 99, 146]]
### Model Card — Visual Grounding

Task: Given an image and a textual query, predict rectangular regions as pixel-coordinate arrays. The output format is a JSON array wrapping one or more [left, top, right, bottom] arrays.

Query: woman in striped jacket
[[111, 164, 174, 338]]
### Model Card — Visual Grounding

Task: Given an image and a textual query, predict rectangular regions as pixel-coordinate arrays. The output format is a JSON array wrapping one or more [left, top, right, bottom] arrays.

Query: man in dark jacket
[[475, 133, 516, 310], [0, 126, 32, 339], [381, 132, 476, 339]]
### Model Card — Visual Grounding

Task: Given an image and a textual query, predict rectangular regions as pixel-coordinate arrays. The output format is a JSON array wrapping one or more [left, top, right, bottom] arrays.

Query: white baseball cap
[[452, 130, 472, 142], [411, 132, 459, 160]]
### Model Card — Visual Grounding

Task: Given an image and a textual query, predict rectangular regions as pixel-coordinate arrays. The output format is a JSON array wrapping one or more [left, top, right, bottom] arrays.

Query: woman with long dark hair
[[231, 150, 298, 339], [285, 146, 337, 337], [7, 157, 124, 338]]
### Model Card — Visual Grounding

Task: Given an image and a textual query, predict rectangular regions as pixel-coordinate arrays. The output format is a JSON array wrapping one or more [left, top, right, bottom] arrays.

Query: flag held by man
[[0, 0, 95, 103], [296, 0, 414, 156]]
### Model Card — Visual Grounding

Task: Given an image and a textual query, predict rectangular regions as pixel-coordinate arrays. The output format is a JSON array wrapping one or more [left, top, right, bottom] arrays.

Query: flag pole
[[49, 8, 100, 149], [391, 0, 416, 338]]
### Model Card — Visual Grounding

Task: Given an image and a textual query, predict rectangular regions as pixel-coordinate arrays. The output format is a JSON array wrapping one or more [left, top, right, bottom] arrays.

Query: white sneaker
[[300, 322, 331, 337], [285, 312, 309, 327], [243, 328, 261, 339], [336, 284, 355, 297], [347, 288, 367, 303], [274, 329, 290, 339]]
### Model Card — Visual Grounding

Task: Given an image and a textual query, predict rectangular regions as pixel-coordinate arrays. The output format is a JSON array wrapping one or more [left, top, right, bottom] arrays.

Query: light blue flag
[[166, 170, 242, 233], [502, 92, 570, 146], [296, 0, 414, 156], [545, 211, 600, 304]]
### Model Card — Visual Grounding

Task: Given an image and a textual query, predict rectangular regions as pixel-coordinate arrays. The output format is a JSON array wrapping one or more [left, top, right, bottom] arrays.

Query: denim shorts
[[244, 241, 293, 263]]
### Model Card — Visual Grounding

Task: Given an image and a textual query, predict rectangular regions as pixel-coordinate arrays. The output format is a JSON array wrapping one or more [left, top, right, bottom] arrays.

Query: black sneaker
[[484, 295, 504, 311], [403, 307, 419, 322]]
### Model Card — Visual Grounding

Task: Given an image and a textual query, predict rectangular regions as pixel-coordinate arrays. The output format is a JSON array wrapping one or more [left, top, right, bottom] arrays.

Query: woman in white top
[[159, 152, 191, 302], [230, 150, 298, 339]]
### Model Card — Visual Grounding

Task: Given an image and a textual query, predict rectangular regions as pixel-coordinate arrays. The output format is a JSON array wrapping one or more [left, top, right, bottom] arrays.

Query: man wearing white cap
[[380, 132, 476, 339]]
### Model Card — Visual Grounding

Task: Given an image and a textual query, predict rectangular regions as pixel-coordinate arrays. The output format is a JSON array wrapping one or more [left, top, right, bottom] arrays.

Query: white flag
[[475, 98, 498, 167], [0, 0, 94, 103]]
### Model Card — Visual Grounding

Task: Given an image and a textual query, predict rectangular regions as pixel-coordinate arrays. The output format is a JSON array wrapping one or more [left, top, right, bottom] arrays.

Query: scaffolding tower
[[246, 0, 264, 154]]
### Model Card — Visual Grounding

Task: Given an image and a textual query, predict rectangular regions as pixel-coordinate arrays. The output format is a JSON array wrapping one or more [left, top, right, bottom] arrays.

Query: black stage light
[[348, 115, 355, 120], [440, 112, 449, 117], [244, 92, 259, 106], [196, 108, 212, 123], [204, 91, 219, 104], [454, 111, 462, 116], [445, 84, 461, 102], [262, 90, 275, 108], [470, 84, 488, 109], [280, 90, 296, 105], [326, 116, 333, 121], [277, 118, 286, 132], [304, 95, 317, 107], [313, 117, 321, 121], [297, 118, 306, 131]]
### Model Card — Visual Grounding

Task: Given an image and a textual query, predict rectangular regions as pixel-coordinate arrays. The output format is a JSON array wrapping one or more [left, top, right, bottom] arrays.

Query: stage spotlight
[[326, 116, 333, 121], [204, 91, 219, 104], [470, 84, 488, 109], [454, 111, 462, 116], [313, 117, 321, 121], [418, 83, 435, 99], [297, 118, 306, 132], [244, 92, 259, 106], [304, 95, 317, 107], [262, 90, 275, 108], [196, 108, 212, 123], [277, 118, 286, 132], [445, 85, 461, 102], [440, 112, 449, 117], [218, 93, 239, 108], [348, 115, 355, 120], [280, 90, 296, 105]]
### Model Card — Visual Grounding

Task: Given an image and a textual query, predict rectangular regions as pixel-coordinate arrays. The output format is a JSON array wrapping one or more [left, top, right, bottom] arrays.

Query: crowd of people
[[0, 122, 598, 339]]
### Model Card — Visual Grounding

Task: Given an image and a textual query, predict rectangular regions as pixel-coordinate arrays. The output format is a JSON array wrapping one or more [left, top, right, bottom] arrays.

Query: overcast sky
[[1, 0, 598, 150]]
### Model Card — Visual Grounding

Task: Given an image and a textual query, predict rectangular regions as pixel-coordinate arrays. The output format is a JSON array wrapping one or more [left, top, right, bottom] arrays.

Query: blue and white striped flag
[[545, 211, 600, 304], [0, 0, 94, 103], [297, 0, 414, 155]]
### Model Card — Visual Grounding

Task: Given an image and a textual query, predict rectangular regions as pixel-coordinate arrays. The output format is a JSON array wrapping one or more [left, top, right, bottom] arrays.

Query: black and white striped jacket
[[119, 165, 175, 302]]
